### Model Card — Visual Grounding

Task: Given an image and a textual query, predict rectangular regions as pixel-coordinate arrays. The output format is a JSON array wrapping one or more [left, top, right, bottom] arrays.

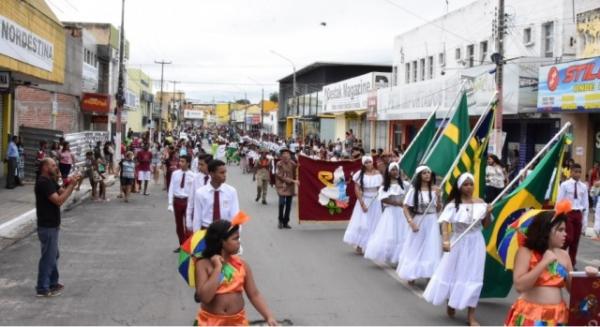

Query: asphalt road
[[0, 163, 598, 325]]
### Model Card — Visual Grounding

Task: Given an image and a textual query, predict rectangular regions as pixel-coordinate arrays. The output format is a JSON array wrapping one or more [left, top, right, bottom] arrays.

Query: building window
[[419, 58, 425, 81], [455, 48, 461, 60], [480, 41, 488, 64], [543, 22, 554, 58], [412, 61, 417, 82], [523, 27, 532, 45], [439, 52, 445, 68], [405, 63, 411, 83], [467, 44, 475, 67], [428, 56, 434, 79]]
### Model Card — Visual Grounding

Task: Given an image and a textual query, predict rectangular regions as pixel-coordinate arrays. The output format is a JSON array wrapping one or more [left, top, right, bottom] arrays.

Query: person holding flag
[[423, 173, 492, 326], [396, 165, 442, 283]]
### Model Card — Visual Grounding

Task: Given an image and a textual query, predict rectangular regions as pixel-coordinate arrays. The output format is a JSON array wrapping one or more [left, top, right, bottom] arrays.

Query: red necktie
[[204, 175, 209, 185], [574, 181, 578, 199], [213, 190, 221, 221], [180, 172, 186, 189]]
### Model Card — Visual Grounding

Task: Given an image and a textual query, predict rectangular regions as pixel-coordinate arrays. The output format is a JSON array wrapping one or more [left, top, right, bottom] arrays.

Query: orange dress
[[504, 252, 569, 326], [195, 256, 249, 326]]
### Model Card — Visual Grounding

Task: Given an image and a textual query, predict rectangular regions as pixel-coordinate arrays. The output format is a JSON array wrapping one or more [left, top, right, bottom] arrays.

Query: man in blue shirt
[[5, 135, 18, 189]]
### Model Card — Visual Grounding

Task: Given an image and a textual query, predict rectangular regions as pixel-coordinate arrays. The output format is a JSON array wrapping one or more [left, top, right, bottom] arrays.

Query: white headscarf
[[361, 155, 373, 165], [457, 172, 475, 189], [415, 165, 431, 175], [388, 162, 400, 172]]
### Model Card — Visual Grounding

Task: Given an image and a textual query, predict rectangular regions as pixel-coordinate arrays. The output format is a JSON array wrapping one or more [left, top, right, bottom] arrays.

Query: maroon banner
[[81, 93, 110, 114], [569, 275, 600, 325], [298, 155, 362, 222]]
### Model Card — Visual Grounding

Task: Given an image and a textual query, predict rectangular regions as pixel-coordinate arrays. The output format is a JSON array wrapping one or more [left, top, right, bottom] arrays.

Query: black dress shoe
[[262, 200, 267, 205], [255, 195, 260, 202], [283, 224, 292, 229], [173, 247, 180, 253], [278, 223, 283, 229]]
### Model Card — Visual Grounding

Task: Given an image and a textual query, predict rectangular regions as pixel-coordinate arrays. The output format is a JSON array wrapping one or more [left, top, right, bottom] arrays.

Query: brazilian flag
[[481, 133, 568, 298], [399, 112, 437, 179], [442, 104, 495, 200], [425, 92, 471, 177]]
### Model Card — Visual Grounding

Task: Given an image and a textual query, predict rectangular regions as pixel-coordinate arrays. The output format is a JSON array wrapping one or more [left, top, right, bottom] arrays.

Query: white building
[[378, 0, 598, 162]]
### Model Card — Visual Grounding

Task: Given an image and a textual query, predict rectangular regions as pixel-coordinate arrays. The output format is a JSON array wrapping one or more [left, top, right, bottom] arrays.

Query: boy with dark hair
[[168, 154, 196, 251]]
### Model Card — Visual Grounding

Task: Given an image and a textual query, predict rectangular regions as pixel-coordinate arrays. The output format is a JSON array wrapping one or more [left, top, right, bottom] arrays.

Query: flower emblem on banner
[[317, 166, 350, 215]]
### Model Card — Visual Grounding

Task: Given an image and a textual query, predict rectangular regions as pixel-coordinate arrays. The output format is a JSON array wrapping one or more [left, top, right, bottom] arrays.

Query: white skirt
[[343, 194, 382, 250], [364, 205, 409, 264], [423, 230, 485, 310], [396, 212, 441, 280]]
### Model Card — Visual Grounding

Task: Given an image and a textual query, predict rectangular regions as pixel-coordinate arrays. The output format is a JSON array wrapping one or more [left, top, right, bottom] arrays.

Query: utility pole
[[494, 0, 505, 156], [154, 59, 171, 143], [171, 80, 179, 130], [115, 0, 126, 163]]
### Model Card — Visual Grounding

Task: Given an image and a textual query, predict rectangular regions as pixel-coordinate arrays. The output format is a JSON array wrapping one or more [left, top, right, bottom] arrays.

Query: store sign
[[538, 57, 600, 112], [183, 110, 204, 120], [81, 93, 110, 114], [0, 15, 54, 72], [322, 72, 391, 113], [0, 71, 10, 91], [91, 115, 108, 124]]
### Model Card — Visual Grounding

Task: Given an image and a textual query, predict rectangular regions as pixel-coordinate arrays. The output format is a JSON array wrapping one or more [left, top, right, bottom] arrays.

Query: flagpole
[[450, 121, 572, 248], [412, 93, 497, 228], [439, 92, 497, 195], [398, 104, 439, 168], [420, 81, 467, 165]]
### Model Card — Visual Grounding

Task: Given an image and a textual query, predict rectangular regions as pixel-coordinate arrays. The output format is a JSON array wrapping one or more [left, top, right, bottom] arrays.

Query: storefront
[[81, 92, 111, 131], [0, 0, 66, 177], [538, 56, 600, 172]]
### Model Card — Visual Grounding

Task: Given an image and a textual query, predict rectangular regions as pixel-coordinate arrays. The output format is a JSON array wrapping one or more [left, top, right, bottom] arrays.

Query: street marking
[[372, 261, 426, 299], [0, 209, 36, 237]]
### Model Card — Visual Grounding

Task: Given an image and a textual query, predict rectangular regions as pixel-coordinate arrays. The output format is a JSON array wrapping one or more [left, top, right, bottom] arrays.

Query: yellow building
[[155, 91, 185, 131], [126, 68, 152, 133], [215, 103, 230, 125], [0, 0, 66, 176]]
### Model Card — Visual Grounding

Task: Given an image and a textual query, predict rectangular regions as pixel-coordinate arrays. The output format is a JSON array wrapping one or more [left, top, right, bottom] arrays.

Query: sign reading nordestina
[[0, 15, 54, 72]]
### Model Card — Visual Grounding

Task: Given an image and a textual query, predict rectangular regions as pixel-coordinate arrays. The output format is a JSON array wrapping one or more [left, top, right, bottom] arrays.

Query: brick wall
[[15, 86, 83, 134]]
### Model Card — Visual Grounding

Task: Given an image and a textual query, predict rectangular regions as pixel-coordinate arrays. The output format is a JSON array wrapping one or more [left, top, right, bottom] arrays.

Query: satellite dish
[[490, 52, 503, 65]]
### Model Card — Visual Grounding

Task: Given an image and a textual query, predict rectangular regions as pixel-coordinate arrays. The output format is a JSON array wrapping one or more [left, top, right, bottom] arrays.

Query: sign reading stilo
[[81, 93, 110, 114], [0, 15, 54, 72], [538, 57, 600, 112]]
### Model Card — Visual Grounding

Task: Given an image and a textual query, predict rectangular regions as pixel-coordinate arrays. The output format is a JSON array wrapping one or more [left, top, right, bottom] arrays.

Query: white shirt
[[188, 182, 240, 231], [186, 171, 212, 220], [557, 178, 589, 212], [168, 169, 197, 206], [191, 157, 199, 173]]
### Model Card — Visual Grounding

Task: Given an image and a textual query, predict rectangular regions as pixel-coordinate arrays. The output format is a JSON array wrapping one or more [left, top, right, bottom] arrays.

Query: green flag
[[399, 112, 437, 178], [481, 133, 567, 298], [424, 93, 471, 177]]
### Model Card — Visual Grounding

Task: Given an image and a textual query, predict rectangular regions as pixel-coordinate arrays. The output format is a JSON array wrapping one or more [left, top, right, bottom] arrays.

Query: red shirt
[[136, 150, 152, 171]]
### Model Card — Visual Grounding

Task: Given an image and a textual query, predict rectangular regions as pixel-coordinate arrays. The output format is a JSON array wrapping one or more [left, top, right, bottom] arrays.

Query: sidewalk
[[0, 176, 115, 249]]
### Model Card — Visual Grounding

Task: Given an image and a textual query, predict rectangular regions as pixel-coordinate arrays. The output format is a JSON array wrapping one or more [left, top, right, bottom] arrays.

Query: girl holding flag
[[343, 156, 383, 254], [423, 173, 491, 326], [364, 162, 410, 264], [396, 165, 442, 283]]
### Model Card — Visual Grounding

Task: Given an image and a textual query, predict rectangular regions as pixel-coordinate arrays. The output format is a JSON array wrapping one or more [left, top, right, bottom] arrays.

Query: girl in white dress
[[364, 162, 410, 264], [423, 173, 491, 326], [396, 165, 442, 283], [343, 156, 383, 254]]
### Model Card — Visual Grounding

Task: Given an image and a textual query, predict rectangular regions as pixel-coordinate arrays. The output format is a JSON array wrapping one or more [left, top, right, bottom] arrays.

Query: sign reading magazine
[[297, 155, 362, 222]]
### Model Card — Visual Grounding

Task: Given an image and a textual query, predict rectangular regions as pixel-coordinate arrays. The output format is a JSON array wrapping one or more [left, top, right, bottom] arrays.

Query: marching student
[[364, 162, 410, 264], [186, 160, 240, 232], [396, 165, 442, 283], [186, 154, 214, 228], [556, 162, 589, 266], [168, 155, 196, 252], [343, 156, 383, 254], [423, 173, 491, 326]]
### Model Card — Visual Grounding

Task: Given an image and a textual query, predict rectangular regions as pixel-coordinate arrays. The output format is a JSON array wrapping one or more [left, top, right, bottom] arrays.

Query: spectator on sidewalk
[[49, 141, 60, 164], [36, 141, 48, 180], [136, 144, 153, 195], [95, 157, 108, 202], [5, 135, 19, 189], [35, 158, 81, 297], [275, 148, 299, 229], [16, 136, 25, 186], [119, 151, 135, 203], [58, 142, 75, 180]]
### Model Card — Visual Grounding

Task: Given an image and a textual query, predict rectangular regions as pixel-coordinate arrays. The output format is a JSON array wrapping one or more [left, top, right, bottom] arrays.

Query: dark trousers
[[278, 195, 293, 225], [36, 227, 60, 293], [173, 198, 190, 245], [485, 186, 503, 203], [563, 210, 583, 266], [6, 157, 17, 189]]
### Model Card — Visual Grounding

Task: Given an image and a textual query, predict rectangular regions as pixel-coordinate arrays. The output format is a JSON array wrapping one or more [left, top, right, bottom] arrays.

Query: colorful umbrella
[[497, 209, 540, 270], [177, 211, 251, 288]]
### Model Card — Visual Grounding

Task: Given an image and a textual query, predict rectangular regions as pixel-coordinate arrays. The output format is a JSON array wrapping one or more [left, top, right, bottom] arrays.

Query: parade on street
[[3, 0, 600, 326]]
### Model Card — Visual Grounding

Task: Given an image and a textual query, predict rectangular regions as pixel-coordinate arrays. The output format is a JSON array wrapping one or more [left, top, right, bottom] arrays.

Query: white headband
[[362, 156, 373, 165], [457, 173, 475, 189], [388, 162, 400, 172], [415, 165, 431, 175]]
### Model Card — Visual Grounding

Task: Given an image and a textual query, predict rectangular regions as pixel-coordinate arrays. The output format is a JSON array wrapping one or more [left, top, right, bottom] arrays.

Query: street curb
[[0, 177, 115, 247]]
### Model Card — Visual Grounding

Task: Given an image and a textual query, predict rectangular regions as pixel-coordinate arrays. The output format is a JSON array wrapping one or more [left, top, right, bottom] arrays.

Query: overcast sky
[[52, 0, 476, 103]]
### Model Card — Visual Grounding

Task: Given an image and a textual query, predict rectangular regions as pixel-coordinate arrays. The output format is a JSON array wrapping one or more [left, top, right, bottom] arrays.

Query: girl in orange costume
[[194, 220, 277, 326], [505, 203, 598, 326]]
